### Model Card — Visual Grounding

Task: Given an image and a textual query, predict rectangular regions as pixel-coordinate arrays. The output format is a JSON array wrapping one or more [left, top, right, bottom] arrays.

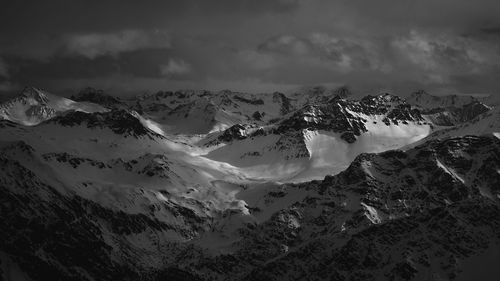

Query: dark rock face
[[252, 111, 262, 121], [272, 92, 293, 115], [274, 131, 311, 160], [71, 87, 122, 108], [0, 142, 211, 281], [456, 101, 491, 122], [48, 109, 163, 139], [0, 120, 20, 128], [0, 157, 142, 280], [43, 152, 109, 169], [218, 124, 249, 143], [25, 105, 57, 119], [276, 102, 367, 137], [0, 161, 206, 281], [233, 95, 264, 105], [274, 94, 424, 143], [340, 132, 357, 143]]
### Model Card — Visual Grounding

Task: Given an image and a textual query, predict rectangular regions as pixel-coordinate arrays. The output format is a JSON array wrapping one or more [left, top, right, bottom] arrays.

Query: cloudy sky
[[1, 0, 500, 97]]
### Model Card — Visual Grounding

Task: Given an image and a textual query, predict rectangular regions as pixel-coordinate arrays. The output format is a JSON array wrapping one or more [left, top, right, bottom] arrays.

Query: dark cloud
[[0, 58, 9, 78], [5, 47, 196, 82], [62, 30, 171, 59], [0, 0, 499, 96], [480, 27, 500, 35]]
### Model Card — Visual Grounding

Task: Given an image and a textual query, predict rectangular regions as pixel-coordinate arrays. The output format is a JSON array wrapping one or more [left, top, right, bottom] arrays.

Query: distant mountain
[[130, 89, 295, 134], [200, 93, 431, 181], [71, 87, 125, 109], [407, 90, 478, 110], [415, 106, 500, 145], [131, 87, 356, 135], [406, 90, 491, 126], [421, 101, 491, 126], [0, 87, 107, 125]]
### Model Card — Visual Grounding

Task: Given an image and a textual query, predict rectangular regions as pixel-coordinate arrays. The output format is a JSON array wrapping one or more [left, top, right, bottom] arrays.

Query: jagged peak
[[18, 86, 49, 104], [361, 93, 405, 105], [328, 134, 499, 187]]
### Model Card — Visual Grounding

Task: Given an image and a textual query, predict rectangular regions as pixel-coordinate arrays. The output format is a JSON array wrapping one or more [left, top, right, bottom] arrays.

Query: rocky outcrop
[[48, 109, 163, 139], [275, 93, 425, 142]]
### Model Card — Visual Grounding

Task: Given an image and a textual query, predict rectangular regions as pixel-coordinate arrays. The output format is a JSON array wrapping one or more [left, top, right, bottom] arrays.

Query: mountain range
[[0, 86, 498, 281]]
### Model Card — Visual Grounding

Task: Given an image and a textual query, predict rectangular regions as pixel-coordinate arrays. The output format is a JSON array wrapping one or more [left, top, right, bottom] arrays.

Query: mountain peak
[[19, 86, 49, 104]]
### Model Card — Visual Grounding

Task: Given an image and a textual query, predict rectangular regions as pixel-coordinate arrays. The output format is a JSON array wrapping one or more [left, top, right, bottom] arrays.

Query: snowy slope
[[3, 133, 497, 280]]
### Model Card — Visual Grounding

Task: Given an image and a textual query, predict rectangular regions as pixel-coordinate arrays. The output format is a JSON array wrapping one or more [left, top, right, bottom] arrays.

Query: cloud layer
[[64, 30, 171, 59], [0, 0, 499, 96]]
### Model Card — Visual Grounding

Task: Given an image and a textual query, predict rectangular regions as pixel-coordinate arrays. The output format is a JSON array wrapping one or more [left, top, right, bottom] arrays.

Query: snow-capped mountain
[[0, 87, 107, 126], [200, 93, 431, 181], [129, 86, 356, 135], [0, 86, 499, 281], [129, 90, 278, 134]]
